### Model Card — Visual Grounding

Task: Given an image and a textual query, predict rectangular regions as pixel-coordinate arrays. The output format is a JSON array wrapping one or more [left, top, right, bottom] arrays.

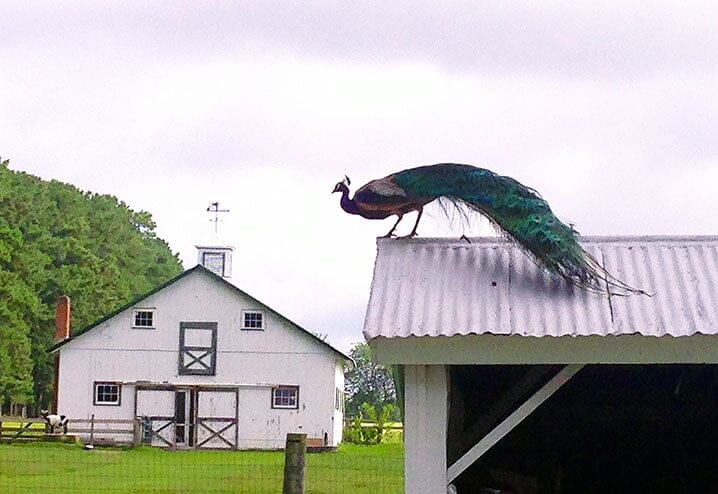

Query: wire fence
[[0, 420, 404, 493]]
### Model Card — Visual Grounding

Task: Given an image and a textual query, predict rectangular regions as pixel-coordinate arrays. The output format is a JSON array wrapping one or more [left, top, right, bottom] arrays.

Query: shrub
[[343, 402, 396, 445]]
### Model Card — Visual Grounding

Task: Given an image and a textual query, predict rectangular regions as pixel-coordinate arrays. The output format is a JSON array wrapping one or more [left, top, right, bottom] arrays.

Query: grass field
[[0, 441, 403, 493]]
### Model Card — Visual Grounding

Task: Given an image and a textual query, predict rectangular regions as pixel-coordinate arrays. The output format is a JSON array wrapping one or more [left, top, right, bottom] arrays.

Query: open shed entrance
[[135, 385, 238, 449], [448, 364, 718, 493]]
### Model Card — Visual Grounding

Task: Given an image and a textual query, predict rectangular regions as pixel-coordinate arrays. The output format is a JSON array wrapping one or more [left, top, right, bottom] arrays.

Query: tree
[[344, 342, 399, 420], [0, 163, 37, 406], [0, 158, 183, 412]]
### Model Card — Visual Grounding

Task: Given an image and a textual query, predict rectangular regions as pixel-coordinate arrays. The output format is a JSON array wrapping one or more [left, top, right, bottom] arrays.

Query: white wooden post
[[404, 365, 448, 494]]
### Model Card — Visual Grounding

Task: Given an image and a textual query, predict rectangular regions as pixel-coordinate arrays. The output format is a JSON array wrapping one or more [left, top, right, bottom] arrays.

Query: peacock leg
[[382, 214, 403, 238], [398, 208, 423, 238]]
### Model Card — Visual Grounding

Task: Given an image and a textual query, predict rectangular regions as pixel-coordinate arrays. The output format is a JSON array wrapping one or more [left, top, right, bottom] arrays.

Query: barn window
[[272, 386, 299, 409], [202, 251, 226, 277], [94, 382, 121, 406], [241, 310, 265, 330], [133, 309, 155, 328], [178, 322, 217, 376]]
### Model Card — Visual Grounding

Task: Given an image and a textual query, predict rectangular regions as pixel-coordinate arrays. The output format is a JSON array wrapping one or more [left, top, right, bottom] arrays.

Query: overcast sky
[[2, 1, 718, 352]]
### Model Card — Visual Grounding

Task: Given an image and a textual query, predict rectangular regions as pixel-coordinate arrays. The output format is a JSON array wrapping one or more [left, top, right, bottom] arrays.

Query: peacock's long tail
[[393, 164, 646, 295]]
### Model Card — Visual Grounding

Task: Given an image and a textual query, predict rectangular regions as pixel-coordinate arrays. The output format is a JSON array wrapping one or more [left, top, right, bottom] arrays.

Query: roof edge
[[197, 267, 351, 361], [368, 333, 718, 365], [376, 234, 718, 246], [49, 265, 204, 352], [50, 265, 350, 361]]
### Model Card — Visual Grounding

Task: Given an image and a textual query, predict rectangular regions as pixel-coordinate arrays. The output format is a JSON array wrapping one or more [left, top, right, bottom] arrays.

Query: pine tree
[[0, 158, 183, 411]]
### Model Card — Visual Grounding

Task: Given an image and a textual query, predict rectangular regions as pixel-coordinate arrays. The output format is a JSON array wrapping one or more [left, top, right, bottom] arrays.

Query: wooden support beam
[[405, 365, 448, 494], [449, 365, 558, 463], [447, 364, 584, 484]]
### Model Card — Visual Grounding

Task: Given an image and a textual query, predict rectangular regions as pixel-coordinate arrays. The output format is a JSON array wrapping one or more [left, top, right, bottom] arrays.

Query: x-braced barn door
[[195, 389, 239, 450], [136, 388, 176, 447], [136, 387, 236, 449], [178, 322, 217, 376]]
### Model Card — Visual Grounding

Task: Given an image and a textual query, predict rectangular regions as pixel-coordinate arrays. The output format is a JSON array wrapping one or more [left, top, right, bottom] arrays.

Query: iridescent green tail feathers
[[396, 164, 647, 295]]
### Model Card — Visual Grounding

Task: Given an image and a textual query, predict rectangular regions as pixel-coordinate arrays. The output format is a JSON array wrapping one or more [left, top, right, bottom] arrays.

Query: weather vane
[[206, 202, 230, 234]]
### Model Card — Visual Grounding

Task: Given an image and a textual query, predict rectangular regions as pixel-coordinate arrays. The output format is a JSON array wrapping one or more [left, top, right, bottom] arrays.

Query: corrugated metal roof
[[363, 236, 718, 340]]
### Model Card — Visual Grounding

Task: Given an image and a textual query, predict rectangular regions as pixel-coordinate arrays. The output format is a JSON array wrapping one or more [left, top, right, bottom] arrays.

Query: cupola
[[197, 202, 233, 279]]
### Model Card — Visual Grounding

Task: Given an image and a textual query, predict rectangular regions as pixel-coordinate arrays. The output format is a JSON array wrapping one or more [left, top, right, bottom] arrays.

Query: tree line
[[344, 342, 401, 420], [0, 158, 183, 413]]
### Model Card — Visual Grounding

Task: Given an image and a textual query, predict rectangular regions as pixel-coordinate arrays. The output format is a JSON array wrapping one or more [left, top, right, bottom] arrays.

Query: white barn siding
[[235, 383, 332, 449], [55, 268, 346, 448], [333, 361, 345, 444]]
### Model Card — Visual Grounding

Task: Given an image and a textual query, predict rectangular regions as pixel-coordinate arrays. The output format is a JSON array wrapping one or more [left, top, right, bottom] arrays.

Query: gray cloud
[[2, 1, 718, 351], [6, 1, 718, 76]]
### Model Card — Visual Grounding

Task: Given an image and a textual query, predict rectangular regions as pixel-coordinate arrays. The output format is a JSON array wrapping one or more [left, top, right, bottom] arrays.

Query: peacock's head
[[332, 176, 351, 194]]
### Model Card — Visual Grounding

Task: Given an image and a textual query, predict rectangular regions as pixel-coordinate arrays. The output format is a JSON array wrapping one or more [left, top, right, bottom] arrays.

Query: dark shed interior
[[449, 364, 718, 493]]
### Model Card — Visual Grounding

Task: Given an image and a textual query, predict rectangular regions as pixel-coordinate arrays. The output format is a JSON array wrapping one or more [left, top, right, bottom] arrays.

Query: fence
[[0, 418, 404, 493], [342, 419, 404, 443], [0, 417, 48, 443], [0, 416, 139, 446], [342, 419, 403, 430], [68, 417, 140, 446]]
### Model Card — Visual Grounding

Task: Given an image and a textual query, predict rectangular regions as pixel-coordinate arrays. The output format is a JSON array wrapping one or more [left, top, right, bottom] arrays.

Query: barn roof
[[364, 236, 718, 341], [49, 264, 350, 361]]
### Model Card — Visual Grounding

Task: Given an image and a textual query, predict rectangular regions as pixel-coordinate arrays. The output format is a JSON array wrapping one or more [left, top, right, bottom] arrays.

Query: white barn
[[50, 256, 349, 450], [365, 236, 718, 493]]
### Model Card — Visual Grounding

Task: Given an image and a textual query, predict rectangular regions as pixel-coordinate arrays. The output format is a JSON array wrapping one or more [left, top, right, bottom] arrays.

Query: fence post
[[282, 433, 307, 494], [89, 414, 95, 446], [133, 418, 141, 447]]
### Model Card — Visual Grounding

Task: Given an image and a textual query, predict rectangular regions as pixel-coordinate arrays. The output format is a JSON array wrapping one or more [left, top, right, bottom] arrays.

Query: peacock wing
[[354, 177, 412, 210]]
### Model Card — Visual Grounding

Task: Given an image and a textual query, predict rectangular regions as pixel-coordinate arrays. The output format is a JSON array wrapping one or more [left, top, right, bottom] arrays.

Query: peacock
[[333, 163, 646, 295]]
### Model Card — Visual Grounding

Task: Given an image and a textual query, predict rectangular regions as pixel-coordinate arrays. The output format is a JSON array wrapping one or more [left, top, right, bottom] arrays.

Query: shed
[[364, 236, 718, 493]]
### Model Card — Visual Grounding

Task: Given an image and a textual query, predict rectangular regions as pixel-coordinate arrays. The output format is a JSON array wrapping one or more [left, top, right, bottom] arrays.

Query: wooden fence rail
[[0, 416, 141, 446], [342, 420, 404, 430], [0, 418, 64, 444]]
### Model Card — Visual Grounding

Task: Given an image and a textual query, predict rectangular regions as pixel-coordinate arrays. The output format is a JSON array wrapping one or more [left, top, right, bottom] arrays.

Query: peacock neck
[[339, 189, 362, 215]]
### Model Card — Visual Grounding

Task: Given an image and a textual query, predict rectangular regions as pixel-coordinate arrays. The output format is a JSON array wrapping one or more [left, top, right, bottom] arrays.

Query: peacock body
[[333, 163, 645, 295]]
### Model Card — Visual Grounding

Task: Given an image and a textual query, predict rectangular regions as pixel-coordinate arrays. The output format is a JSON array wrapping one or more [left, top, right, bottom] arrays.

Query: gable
[[50, 265, 349, 361]]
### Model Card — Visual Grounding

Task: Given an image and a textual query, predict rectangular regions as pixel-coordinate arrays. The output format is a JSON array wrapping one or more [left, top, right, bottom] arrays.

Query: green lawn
[[0, 442, 403, 493]]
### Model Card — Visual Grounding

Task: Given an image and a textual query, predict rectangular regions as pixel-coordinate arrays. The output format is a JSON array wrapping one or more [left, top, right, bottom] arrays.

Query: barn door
[[136, 388, 176, 447], [178, 322, 217, 376], [195, 389, 238, 449]]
